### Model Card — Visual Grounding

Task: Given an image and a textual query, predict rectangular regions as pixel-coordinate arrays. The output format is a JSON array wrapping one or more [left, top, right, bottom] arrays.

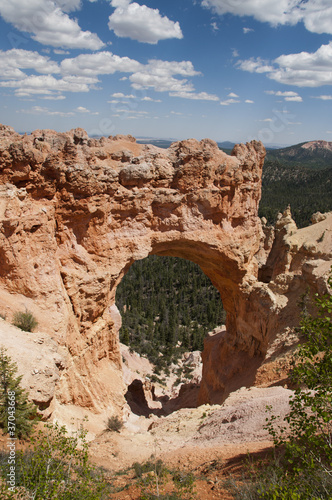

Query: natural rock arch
[[0, 124, 304, 418]]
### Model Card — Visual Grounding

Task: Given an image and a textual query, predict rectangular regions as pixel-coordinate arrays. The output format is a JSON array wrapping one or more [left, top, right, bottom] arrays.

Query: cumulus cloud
[[0, 47, 214, 103], [129, 59, 201, 94], [238, 42, 332, 87], [0, 0, 104, 49], [245, 99, 254, 103], [311, 94, 332, 100], [266, 90, 302, 101], [61, 51, 142, 76], [169, 91, 219, 100], [0, 74, 96, 97], [19, 105, 75, 116], [238, 58, 274, 74], [201, 0, 332, 35], [201, 0, 301, 26], [243, 27, 254, 34], [54, 0, 81, 12], [265, 90, 299, 96], [0, 49, 60, 80], [141, 96, 162, 102], [75, 106, 99, 114], [108, 1, 183, 43], [112, 92, 135, 98], [285, 95, 302, 101], [220, 98, 240, 106], [41, 95, 66, 100]]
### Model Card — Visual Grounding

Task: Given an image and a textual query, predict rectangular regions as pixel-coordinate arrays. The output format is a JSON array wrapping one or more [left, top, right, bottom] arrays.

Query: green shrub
[[0, 347, 37, 438], [225, 270, 332, 499], [0, 422, 111, 499], [12, 310, 38, 332], [133, 458, 196, 499]]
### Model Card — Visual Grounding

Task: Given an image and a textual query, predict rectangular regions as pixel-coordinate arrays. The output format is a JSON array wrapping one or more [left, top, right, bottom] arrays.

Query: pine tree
[[0, 347, 37, 438]]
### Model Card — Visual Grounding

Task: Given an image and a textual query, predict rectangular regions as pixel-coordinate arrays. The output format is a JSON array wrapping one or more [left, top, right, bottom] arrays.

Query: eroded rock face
[[1, 124, 329, 415], [0, 124, 269, 413]]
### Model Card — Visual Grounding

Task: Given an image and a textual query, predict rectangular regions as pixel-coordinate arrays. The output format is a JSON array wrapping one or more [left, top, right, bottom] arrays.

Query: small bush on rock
[[105, 415, 123, 433], [12, 310, 38, 332]]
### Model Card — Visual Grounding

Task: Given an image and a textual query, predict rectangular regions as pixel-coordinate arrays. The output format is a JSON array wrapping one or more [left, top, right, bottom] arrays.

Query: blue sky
[[0, 0, 331, 145]]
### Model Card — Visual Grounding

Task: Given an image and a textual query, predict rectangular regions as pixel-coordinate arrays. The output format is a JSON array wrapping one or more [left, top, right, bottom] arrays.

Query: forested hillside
[[266, 140, 332, 169], [116, 256, 225, 370], [259, 160, 332, 227]]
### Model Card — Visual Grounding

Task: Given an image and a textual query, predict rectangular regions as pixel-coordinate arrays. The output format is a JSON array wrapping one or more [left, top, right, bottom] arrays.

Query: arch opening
[[116, 254, 226, 415]]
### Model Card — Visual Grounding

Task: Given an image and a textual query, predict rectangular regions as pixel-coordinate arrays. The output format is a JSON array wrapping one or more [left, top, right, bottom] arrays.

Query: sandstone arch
[[2, 124, 329, 421]]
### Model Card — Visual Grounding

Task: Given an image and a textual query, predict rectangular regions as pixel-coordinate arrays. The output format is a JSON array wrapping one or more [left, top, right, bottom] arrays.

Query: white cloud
[[0, 46, 213, 104], [311, 95, 332, 100], [129, 59, 200, 94], [169, 91, 219, 100], [112, 92, 135, 98], [245, 99, 254, 103], [0, 49, 60, 80], [238, 58, 274, 74], [285, 95, 302, 101], [211, 21, 219, 31], [108, 1, 183, 43], [201, 0, 332, 35], [243, 27, 254, 34], [266, 90, 299, 96], [53, 49, 70, 55], [232, 48, 239, 58], [201, 0, 301, 27], [239, 42, 332, 87], [228, 92, 239, 98], [220, 98, 240, 106], [41, 95, 66, 100], [54, 0, 81, 12], [141, 96, 162, 102], [300, 0, 332, 35], [111, 0, 131, 7], [75, 106, 99, 114], [0, 74, 95, 96], [0, 0, 104, 49], [61, 51, 142, 77], [19, 105, 75, 116]]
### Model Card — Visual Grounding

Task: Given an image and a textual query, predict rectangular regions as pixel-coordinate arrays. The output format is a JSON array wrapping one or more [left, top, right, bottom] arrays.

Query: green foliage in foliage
[[0, 422, 111, 499], [116, 255, 225, 369], [0, 347, 37, 439], [259, 159, 332, 227], [225, 271, 332, 499], [261, 272, 332, 498], [133, 457, 196, 499], [12, 310, 38, 333]]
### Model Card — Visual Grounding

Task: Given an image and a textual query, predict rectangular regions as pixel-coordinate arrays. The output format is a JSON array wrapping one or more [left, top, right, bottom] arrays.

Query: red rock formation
[[1, 124, 330, 416]]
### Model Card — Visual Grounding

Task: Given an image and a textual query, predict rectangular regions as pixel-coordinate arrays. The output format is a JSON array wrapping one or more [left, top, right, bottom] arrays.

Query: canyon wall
[[0, 124, 331, 420]]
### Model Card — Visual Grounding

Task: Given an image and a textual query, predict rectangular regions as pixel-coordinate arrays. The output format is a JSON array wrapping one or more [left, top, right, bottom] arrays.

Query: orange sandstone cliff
[[0, 124, 331, 426]]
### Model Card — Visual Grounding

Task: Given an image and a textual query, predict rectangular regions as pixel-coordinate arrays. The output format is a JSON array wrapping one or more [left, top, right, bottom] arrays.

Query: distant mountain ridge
[[137, 138, 332, 169], [266, 140, 332, 169]]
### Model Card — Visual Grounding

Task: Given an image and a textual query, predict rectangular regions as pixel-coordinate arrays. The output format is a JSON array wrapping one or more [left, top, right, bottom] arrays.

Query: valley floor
[[88, 385, 291, 498]]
